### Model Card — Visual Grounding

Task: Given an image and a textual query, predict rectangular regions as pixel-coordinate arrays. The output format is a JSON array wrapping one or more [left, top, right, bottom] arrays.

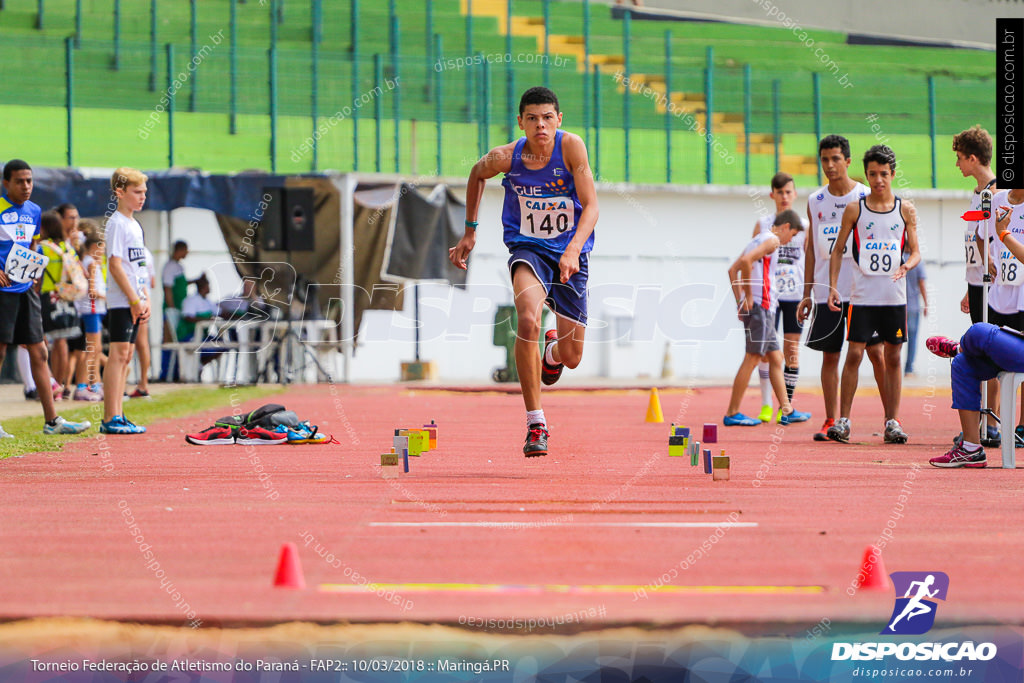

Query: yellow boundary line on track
[[319, 583, 825, 595]]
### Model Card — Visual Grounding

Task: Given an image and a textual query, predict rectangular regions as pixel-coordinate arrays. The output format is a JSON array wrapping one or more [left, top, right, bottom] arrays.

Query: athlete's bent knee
[[560, 345, 583, 369]]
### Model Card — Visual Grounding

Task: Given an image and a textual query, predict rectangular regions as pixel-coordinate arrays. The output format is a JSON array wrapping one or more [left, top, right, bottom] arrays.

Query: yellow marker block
[[400, 430, 424, 457], [668, 435, 687, 457], [415, 430, 430, 454]]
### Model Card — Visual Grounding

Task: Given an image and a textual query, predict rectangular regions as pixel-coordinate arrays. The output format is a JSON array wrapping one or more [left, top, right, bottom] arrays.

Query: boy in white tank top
[[797, 135, 887, 442], [826, 145, 921, 444], [952, 126, 1000, 444]]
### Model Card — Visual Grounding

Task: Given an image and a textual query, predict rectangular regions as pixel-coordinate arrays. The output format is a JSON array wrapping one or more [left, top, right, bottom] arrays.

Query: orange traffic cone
[[272, 542, 306, 589], [645, 388, 664, 423], [852, 545, 889, 592]]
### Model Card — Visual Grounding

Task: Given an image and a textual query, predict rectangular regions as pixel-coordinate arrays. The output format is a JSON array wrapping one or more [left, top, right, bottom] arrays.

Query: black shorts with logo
[[108, 307, 140, 344], [0, 288, 44, 346], [847, 304, 908, 345]]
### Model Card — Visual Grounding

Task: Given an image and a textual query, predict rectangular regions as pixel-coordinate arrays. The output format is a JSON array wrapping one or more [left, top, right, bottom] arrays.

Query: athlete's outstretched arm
[[559, 133, 599, 283], [894, 200, 921, 281], [449, 143, 515, 270], [828, 203, 857, 311]]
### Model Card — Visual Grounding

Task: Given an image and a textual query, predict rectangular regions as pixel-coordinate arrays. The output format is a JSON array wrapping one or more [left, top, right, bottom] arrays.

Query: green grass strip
[[0, 384, 283, 460]]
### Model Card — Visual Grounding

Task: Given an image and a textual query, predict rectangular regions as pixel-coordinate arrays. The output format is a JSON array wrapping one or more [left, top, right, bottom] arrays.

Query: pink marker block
[[702, 423, 718, 444]]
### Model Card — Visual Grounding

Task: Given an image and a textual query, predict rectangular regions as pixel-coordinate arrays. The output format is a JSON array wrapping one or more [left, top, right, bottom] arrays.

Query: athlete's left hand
[[558, 246, 581, 284], [891, 265, 908, 282]]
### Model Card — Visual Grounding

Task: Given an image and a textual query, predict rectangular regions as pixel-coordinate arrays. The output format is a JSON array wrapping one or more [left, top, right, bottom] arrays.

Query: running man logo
[[896, 329, 903, 338], [881, 571, 949, 635]]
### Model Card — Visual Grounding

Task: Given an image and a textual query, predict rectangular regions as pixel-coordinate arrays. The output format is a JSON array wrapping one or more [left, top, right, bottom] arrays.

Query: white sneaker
[[884, 419, 909, 444], [43, 416, 91, 435], [0, 424, 13, 439]]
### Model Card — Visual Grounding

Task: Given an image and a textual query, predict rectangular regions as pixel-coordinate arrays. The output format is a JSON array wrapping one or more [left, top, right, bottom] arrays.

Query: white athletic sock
[[526, 410, 546, 428], [757, 362, 771, 407], [17, 346, 35, 392], [962, 441, 981, 452], [544, 340, 558, 366]]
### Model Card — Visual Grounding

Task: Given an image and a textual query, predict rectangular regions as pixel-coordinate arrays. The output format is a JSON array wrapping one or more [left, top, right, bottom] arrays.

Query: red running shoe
[[813, 418, 835, 442], [541, 329, 564, 386], [185, 425, 237, 445], [926, 336, 959, 358], [235, 425, 287, 445]]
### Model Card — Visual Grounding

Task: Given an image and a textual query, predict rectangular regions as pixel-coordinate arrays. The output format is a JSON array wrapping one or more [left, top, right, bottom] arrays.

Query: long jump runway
[[0, 384, 1021, 630]]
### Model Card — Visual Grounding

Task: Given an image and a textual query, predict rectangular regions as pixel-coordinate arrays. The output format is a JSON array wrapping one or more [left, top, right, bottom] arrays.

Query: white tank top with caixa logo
[[808, 183, 867, 304], [850, 196, 907, 306]]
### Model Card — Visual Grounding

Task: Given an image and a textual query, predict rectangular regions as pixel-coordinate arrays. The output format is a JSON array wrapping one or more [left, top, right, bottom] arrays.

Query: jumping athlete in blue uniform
[[449, 87, 599, 457]]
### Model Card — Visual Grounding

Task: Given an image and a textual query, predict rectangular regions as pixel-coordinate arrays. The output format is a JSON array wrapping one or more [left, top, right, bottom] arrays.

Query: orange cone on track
[[272, 542, 305, 589], [853, 545, 889, 592], [645, 388, 664, 423]]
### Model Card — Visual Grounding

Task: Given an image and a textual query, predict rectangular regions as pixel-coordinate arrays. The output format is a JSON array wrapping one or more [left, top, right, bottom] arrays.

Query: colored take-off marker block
[[393, 433, 410, 472], [416, 429, 430, 453], [381, 452, 398, 466], [690, 440, 700, 466], [702, 423, 718, 444], [669, 435, 687, 457], [423, 421, 438, 449], [712, 451, 730, 481], [703, 449, 712, 475], [399, 430, 425, 457]]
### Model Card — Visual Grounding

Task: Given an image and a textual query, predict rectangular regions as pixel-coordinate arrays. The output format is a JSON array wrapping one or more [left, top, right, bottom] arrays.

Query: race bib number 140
[[519, 195, 572, 240]]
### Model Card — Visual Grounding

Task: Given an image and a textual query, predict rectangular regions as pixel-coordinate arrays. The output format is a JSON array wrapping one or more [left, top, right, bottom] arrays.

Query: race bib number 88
[[999, 249, 1022, 286], [519, 195, 572, 240], [4, 243, 48, 283]]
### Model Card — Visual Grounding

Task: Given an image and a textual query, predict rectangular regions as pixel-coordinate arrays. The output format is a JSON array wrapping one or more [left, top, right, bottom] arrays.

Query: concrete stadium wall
[[146, 180, 980, 384], [590, 0, 1003, 48]]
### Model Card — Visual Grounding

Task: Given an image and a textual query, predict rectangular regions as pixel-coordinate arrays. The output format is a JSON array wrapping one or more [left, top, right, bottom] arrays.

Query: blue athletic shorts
[[507, 246, 589, 325], [82, 312, 105, 334]]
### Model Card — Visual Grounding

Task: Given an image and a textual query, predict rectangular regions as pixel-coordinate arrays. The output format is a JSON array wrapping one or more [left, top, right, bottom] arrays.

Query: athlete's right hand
[[448, 232, 476, 270], [131, 298, 151, 324], [796, 297, 812, 324], [827, 290, 842, 312], [960, 292, 970, 314], [736, 297, 752, 318], [0, 271, 10, 288]]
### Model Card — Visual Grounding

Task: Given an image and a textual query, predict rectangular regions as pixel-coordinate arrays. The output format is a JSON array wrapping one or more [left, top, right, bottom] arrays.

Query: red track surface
[[0, 384, 1021, 630]]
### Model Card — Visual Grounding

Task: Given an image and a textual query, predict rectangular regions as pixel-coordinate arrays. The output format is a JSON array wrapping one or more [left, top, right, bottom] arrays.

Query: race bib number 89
[[4, 243, 48, 283], [519, 195, 572, 240], [862, 240, 901, 277]]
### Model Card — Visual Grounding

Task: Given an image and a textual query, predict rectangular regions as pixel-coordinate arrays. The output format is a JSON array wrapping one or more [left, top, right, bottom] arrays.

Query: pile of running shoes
[[185, 403, 336, 446]]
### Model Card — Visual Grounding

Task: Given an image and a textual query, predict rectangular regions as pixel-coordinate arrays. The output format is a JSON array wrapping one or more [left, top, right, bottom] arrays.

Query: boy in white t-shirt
[[101, 167, 151, 435]]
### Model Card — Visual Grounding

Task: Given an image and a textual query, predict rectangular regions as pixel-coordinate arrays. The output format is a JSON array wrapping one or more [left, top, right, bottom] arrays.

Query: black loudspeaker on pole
[[260, 186, 315, 252]]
